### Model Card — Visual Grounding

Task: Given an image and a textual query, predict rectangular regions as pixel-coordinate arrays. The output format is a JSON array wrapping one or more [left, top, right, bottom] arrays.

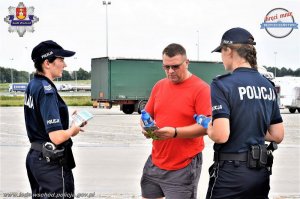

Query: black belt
[[31, 142, 43, 152], [214, 152, 248, 162]]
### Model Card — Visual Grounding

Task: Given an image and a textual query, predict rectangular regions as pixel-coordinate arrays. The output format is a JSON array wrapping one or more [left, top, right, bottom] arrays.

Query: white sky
[[1, 0, 299, 72]]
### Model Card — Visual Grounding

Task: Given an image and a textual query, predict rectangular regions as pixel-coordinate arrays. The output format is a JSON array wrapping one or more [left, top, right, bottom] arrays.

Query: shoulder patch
[[213, 73, 231, 81], [42, 80, 54, 94]]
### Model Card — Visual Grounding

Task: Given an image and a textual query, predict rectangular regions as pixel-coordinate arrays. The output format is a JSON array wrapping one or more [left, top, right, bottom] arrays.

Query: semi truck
[[91, 57, 226, 114], [8, 83, 28, 92]]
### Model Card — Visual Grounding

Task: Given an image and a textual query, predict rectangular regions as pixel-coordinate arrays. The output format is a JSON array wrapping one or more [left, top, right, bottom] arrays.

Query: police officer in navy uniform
[[205, 28, 284, 198], [24, 40, 86, 199]]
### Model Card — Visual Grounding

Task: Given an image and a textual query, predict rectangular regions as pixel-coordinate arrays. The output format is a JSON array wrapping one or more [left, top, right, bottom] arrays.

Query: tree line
[[0, 67, 91, 83], [0, 66, 299, 83], [265, 66, 300, 77]]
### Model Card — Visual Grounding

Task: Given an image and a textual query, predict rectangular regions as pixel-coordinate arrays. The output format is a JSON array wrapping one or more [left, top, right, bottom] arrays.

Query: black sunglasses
[[162, 60, 185, 70]]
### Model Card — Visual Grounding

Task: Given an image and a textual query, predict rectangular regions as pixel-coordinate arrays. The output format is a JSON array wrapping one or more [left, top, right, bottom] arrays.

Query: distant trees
[[62, 70, 73, 81], [264, 66, 300, 77], [0, 65, 299, 83], [0, 67, 91, 83], [70, 68, 90, 80]]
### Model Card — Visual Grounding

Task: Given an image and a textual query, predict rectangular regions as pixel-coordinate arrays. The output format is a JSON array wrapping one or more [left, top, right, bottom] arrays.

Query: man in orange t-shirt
[[140, 43, 211, 199]]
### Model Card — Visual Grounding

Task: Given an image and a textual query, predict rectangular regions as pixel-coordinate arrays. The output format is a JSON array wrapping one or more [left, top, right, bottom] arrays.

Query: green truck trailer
[[91, 57, 225, 114]]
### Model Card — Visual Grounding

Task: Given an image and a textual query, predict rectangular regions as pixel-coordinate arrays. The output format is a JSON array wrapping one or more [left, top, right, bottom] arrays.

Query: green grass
[[0, 96, 93, 107], [0, 96, 24, 106], [0, 83, 11, 92], [63, 96, 93, 106]]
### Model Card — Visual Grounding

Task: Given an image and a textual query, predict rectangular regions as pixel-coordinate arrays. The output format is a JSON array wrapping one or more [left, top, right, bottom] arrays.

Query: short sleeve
[[145, 82, 159, 117], [195, 83, 212, 116], [39, 82, 63, 133], [270, 94, 283, 124], [211, 80, 230, 120]]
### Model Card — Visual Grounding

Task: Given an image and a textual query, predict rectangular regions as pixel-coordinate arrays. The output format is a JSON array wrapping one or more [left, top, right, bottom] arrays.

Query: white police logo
[[41, 51, 54, 59], [47, 119, 60, 125], [24, 94, 34, 109], [260, 8, 298, 38], [4, 2, 39, 37], [44, 84, 52, 91], [238, 86, 276, 101], [212, 105, 222, 111]]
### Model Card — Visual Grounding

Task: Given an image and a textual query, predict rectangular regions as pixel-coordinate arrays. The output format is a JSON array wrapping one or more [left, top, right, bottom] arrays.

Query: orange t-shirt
[[145, 75, 211, 170]]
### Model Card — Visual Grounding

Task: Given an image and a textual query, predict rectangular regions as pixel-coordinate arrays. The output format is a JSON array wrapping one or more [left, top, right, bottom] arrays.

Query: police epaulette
[[213, 73, 231, 80]]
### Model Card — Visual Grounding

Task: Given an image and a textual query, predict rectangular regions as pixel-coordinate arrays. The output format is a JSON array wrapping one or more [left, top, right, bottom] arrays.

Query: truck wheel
[[297, 108, 300, 113], [138, 100, 147, 114], [289, 108, 296, 113], [122, 104, 134, 114]]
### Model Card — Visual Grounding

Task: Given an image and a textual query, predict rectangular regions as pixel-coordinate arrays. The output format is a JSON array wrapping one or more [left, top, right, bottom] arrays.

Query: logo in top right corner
[[261, 8, 298, 38]]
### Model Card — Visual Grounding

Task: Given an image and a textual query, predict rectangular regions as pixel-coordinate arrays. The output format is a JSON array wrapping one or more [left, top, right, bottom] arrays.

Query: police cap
[[212, 27, 256, 53], [31, 40, 75, 63]]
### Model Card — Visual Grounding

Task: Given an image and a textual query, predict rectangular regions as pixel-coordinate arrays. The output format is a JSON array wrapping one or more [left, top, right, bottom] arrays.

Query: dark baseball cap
[[211, 27, 256, 53], [31, 40, 75, 63]]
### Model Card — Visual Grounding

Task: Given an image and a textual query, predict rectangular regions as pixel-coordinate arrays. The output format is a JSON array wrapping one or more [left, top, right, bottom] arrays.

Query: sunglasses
[[162, 60, 185, 70]]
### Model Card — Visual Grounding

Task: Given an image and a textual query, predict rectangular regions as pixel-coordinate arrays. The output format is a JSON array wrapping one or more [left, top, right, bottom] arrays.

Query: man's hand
[[154, 127, 176, 140], [142, 130, 151, 139]]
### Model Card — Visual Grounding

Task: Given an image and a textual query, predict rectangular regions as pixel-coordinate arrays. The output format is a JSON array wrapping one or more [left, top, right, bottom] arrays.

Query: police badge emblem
[[16, 7, 26, 20], [4, 2, 39, 37]]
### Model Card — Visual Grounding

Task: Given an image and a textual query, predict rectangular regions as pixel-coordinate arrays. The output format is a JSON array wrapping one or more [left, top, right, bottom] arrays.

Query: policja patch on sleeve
[[42, 80, 54, 94]]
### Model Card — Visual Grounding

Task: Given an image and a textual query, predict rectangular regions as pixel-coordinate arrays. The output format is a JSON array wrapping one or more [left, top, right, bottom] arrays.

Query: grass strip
[[0, 96, 92, 106]]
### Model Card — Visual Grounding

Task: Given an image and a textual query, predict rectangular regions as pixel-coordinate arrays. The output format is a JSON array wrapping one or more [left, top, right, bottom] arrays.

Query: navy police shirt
[[24, 74, 69, 143], [211, 67, 283, 153]]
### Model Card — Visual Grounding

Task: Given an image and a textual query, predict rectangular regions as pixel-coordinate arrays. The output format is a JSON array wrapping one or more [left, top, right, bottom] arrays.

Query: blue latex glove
[[194, 114, 211, 129]]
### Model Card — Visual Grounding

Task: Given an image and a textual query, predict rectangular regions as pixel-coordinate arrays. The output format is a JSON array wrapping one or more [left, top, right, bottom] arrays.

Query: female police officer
[[24, 40, 86, 198], [205, 28, 284, 198]]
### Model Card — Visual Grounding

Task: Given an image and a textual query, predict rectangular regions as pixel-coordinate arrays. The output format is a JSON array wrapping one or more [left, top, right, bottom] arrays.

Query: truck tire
[[297, 108, 300, 113], [122, 104, 134, 114], [289, 108, 296, 113], [138, 100, 147, 114]]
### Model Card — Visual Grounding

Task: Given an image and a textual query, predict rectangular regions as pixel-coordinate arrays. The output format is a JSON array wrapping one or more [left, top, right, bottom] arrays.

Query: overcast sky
[[1, 0, 299, 72]]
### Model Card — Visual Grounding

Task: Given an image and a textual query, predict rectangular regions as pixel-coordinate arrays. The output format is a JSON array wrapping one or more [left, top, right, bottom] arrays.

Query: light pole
[[74, 57, 78, 92], [274, 52, 277, 77], [75, 71, 77, 92], [9, 58, 14, 84], [103, 1, 111, 57], [196, 30, 199, 61]]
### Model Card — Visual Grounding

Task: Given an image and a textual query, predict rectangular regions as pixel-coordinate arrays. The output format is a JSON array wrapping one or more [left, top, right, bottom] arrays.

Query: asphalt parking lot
[[0, 106, 299, 199]]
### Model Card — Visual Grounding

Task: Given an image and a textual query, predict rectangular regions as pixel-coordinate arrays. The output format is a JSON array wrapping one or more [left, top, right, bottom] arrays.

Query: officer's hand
[[71, 110, 88, 131], [70, 122, 82, 137], [80, 121, 88, 129], [154, 127, 174, 140]]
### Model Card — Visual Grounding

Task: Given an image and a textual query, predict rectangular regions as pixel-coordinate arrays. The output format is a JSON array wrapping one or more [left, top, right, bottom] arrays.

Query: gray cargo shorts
[[141, 152, 202, 199]]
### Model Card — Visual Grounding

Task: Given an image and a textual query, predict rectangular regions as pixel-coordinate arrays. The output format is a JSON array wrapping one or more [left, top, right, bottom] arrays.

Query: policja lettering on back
[[206, 27, 284, 198], [238, 86, 276, 101]]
